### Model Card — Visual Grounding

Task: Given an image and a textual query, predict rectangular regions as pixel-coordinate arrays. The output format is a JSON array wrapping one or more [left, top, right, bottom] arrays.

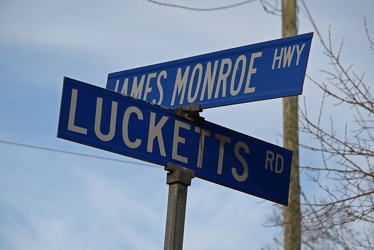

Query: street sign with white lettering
[[58, 77, 292, 205], [106, 33, 313, 109]]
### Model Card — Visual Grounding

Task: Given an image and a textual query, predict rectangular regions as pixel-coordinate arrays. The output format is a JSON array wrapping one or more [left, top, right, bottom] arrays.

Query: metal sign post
[[164, 163, 195, 250]]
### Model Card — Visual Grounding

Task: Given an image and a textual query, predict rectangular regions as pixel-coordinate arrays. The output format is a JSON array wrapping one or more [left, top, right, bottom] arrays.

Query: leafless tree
[[298, 18, 374, 250], [264, 18, 373, 250]]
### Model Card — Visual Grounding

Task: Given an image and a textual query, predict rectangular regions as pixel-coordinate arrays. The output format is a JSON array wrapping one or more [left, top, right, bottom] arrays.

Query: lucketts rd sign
[[58, 78, 293, 205]]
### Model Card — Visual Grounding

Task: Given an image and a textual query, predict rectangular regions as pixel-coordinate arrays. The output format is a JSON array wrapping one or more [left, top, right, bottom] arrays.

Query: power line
[[146, 0, 256, 11], [146, 0, 282, 16], [260, 0, 281, 16], [0, 139, 158, 168]]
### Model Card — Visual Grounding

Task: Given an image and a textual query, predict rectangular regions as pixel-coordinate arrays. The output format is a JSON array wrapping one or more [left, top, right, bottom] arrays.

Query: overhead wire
[[146, 0, 283, 14], [146, 0, 256, 11], [0, 139, 158, 168], [260, 0, 281, 16]]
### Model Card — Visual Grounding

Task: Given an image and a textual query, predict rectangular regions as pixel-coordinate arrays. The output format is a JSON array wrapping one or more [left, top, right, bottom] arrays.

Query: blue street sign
[[58, 77, 293, 205], [106, 33, 313, 109]]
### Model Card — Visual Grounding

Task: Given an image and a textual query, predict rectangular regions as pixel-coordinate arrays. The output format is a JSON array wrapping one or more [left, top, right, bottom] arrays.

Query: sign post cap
[[165, 163, 195, 186]]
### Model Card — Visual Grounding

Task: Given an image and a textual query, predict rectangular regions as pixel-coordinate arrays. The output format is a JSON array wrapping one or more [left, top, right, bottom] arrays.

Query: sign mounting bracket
[[174, 104, 204, 125]]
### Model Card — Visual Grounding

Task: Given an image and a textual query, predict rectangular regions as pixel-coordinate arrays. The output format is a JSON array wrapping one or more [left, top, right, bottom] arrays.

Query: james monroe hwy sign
[[106, 33, 313, 109], [58, 77, 293, 205]]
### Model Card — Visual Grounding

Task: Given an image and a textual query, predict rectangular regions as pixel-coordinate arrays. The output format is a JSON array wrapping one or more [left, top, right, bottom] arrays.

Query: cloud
[[1, 1, 374, 249], [76, 167, 163, 249]]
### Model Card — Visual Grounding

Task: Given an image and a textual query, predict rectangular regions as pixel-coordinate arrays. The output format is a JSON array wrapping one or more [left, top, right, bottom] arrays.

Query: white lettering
[[194, 127, 211, 168], [215, 133, 231, 175], [265, 150, 275, 171], [200, 61, 218, 101], [122, 106, 143, 148], [265, 150, 284, 173], [272, 45, 304, 70], [68, 88, 87, 135], [295, 43, 306, 66], [120, 78, 129, 95], [143, 73, 157, 101], [230, 55, 246, 96], [215, 58, 232, 98], [272, 48, 283, 70], [114, 79, 120, 92], [282, 46, 296, 68], [171, 67, 190, 106], [232, 141, 249, 182], [115, 79, 129, 96], [147, 112, 168, 156], [275, 154, 284, 174], [94, 98, 117, 142], [187, 63, 203, 103], [156, 70, 167, 105], [172, 120, 190, 164], [244, 52, 262, 94], [130, 75, 145, 99]]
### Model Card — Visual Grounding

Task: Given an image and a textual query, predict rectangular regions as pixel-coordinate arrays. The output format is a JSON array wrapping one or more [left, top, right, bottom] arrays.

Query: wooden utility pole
[[282, 0, 301, 250]]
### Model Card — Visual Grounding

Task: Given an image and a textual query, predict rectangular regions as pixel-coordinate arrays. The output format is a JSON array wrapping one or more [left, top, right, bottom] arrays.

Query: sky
[[0, 0, 373, 249]]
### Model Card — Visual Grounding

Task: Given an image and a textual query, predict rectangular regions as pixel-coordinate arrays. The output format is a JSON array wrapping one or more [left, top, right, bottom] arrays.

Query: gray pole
[[164, 163, 195, 250], [282, 0, 301, 250]]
